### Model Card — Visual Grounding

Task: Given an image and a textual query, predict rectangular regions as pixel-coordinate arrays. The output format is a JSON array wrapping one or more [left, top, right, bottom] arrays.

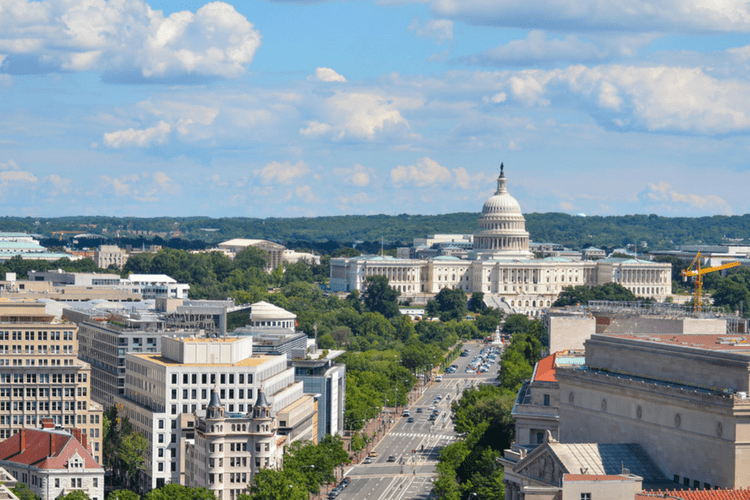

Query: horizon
[[2, 0, 749, 219]]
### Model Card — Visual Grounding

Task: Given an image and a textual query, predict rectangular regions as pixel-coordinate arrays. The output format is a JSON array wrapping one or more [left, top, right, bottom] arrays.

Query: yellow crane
[[681, 251, 740, 313]]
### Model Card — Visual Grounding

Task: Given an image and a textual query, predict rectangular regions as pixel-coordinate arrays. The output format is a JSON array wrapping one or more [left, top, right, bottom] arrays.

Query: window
[[543, 394, 550, 406], [674, 475, 680, 484], [93, 479, 98, 488], [683, 478, 690, 487], [55, 479, 60, 488], [536, 432, 544, 444], [694, 480, 700, 489], [581, 494, 591, 500]]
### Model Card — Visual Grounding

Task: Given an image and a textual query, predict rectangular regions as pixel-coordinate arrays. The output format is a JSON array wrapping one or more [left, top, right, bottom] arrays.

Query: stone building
[[185, 389, 284, 500], [94, 245, 127, 270], [0, 421, 104, 500], [115, 335, 316, 490], [330, 166, 671, 315], [556, 333, 750, 490], [0, 301, 102, 463]]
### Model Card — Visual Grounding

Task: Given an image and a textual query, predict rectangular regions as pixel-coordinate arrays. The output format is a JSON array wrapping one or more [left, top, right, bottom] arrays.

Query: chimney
[[19, 429, 25, 452], [41, 418, 54, 429], [71, 428, 87, 450]]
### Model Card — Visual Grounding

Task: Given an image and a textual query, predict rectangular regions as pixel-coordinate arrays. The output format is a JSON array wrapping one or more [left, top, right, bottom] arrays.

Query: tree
[[234, 246, 269, 270], [60, 492, 92, 500], [145, 484, 216, 500], [475, 308, 504, 334], [362, 275, 400, 319], [426, 288, 468, 322], [11, 483, 40, 500], [711, 279, 750, 316], [552, 285, 594, 306], [108, 491, 140, 500], [241, 468, 309, 500], [467, 292, 485, 313]]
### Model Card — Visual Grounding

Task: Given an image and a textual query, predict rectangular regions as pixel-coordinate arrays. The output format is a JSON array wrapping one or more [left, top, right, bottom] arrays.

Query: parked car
[[342, 477, 350, 486], [387, 455, 396, 462], [416, 407, 423, 413], [407, 417, 415, 423]]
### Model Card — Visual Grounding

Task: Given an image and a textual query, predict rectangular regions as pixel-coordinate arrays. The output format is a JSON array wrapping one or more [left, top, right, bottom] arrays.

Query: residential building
[[330, 166, 671, 315], [0, 301, 102, 463], [0, 420, 104, 500]]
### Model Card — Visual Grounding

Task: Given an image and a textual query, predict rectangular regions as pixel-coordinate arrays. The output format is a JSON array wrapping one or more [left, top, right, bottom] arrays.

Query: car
[[430, 405, 437, 411], [436, 394, 443, 400], [416, 407, 423, 413], [407, 417, 414, 423], [435, 375, 443, 382], [429, 414, 436, 421], [364, 457, 373, 464], [432, 409, 439, 415], [342, 477, 350, 486], [460, 351, 469, 357], [387, 455, 396, 462], [368, 451, 377, 457], [403, 409, 410, 416]]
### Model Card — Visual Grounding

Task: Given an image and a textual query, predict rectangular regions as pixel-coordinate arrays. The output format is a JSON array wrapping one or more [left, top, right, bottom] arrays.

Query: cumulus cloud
[[299, 121, 332, 136], [103, 121, 171, 148], [333, 164, 372, 187], [408, 18, 453, 43], [308, 67, 347, 82], [315, 91, 419, 141], [296, 185, 320, 203], [637, 182, 732, 214], [391, 157, 451, 187], [254, 160, 309, 185], [421, 0, 750, 33], [99, 171, 178, 202], [476, 31, 606, 66], [0, 0, 261, 80], [495, 64, 750, 134]]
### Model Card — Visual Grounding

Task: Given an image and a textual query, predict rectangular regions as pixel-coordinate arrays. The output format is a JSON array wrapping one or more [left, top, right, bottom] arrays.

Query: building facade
[[0, 302, 102, 463], [0, 423, 104, 500], [185, 389, 284, 500], [115, 335, 315, 490], [556, 333, 750, 490], [330, 167, 671, 315]]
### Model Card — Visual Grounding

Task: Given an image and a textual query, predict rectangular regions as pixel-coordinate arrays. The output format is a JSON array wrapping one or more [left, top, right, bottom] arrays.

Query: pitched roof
[[637, 490, 750, 499], [533, 353, 557, 382], [0, 428, 101, 471]]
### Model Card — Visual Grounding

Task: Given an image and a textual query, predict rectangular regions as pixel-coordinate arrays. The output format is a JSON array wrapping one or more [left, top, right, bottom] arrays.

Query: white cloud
[[408, 18, 453, 43], [638, 182, 732, 214], [103, 121, 171, 148], [254, 161, 309, 185], [0, 0, 261, 79], [0, 170, 37, 183], [495, 64, 750, 134], [391, 157, 451, 187], [420, 0, 750, 33], [318, 91, 418, 140], [299, 121, 332, 136], [296, 185, 320, 203], [333, 164, 372, 187], [308, 67, 347, 82], [99, 172, 178, 202]]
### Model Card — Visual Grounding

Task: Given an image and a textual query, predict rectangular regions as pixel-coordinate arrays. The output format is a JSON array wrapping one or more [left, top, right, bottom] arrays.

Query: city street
[[336, 341, 500, 500]]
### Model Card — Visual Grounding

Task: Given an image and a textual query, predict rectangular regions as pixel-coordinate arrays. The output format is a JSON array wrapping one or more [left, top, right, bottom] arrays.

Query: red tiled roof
[[533, 353, 557, 382], [0, 428, 101, 470], [610, 333, 750, 352], [565, 474, 633, 482], [637, 489, 750, 499]]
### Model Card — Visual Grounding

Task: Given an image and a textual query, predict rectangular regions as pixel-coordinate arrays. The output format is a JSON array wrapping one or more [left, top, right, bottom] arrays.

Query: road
[[335, 341, 500, 500]]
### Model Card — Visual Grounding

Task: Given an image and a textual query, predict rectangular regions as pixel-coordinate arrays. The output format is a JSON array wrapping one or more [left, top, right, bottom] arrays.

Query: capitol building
[[329, 165, 671, 315]]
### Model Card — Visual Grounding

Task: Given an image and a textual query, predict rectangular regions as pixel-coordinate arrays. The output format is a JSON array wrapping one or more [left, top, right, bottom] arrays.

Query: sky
[[2, 0, 750, 219]]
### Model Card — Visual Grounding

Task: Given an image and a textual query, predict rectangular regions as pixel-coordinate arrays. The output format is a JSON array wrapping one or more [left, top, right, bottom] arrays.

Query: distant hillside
[[4, 212, 750, 250]]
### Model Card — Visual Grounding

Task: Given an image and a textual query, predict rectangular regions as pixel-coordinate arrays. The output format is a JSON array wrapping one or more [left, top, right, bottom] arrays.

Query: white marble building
[[330, 165, 671, 315]]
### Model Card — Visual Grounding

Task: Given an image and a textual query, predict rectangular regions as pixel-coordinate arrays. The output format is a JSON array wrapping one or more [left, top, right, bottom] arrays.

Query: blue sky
[[2, 0, 750, 219]]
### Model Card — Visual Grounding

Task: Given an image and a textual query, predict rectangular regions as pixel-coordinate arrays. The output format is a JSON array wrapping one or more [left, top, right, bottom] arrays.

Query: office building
[[0, 301, 102, 463]]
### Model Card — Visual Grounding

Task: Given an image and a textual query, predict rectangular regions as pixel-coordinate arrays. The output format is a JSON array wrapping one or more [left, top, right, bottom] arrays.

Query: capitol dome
[[473, 164, 533, 260]]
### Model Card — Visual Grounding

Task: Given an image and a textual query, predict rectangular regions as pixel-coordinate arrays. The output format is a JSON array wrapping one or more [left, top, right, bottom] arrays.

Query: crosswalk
[[388, 432, 458, 441]]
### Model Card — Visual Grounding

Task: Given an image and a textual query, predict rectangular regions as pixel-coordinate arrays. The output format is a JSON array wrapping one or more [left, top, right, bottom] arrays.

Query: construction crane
[[681, 251, 740, 313]]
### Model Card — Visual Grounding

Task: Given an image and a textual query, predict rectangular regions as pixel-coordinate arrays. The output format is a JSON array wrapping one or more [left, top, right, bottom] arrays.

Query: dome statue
[[473, 163, 533, 260]]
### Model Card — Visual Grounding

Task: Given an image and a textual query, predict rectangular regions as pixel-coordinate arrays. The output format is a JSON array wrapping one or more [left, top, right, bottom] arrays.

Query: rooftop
[[637, 490, 750, 499], [610, 333, 750, 353], [133, 353, 272, 367], [564, 474, 638, 482], [533, 353, 557, 383]]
